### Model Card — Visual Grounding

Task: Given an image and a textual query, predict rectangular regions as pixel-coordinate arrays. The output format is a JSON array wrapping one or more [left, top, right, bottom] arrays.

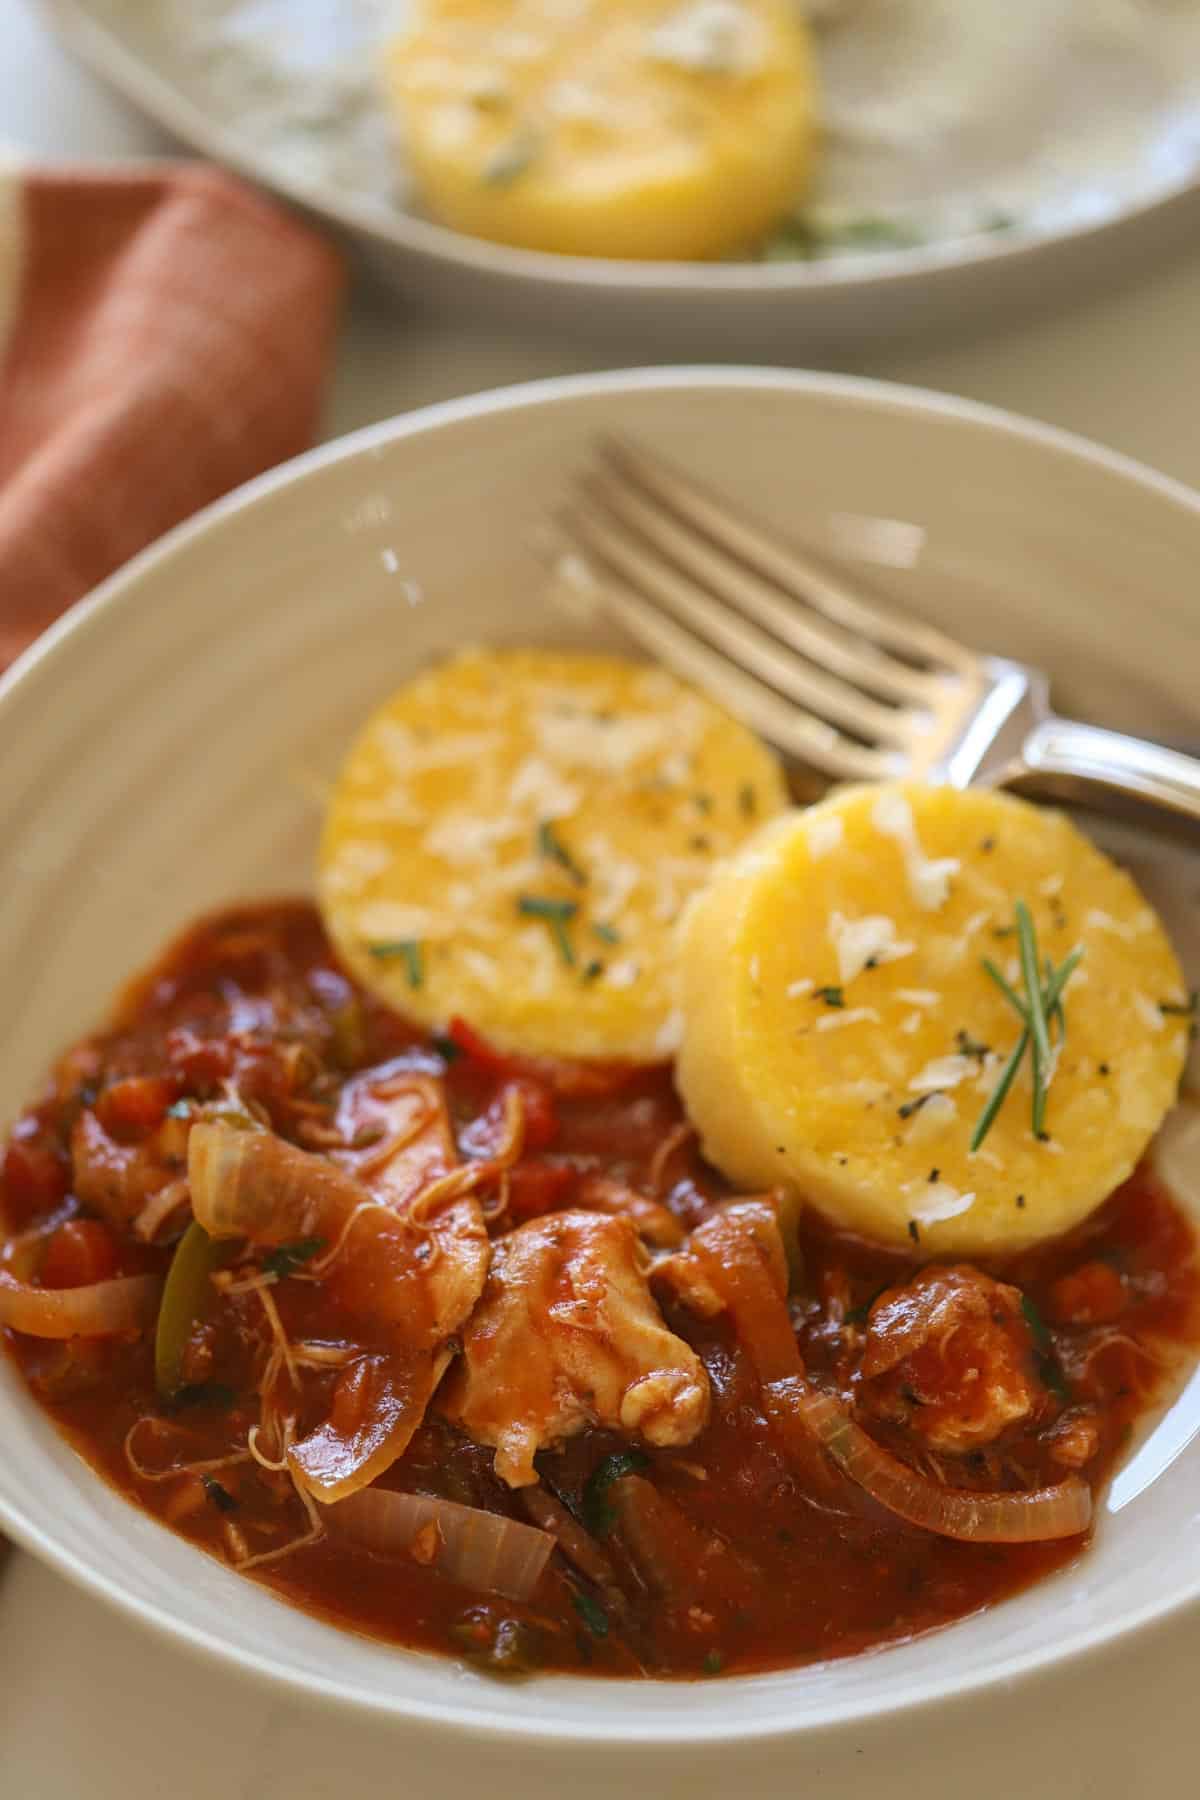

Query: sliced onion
[[0, 1270, 160, 1339], [775, 1376, 1093, 1544], [326, 1487, 554, 1601]]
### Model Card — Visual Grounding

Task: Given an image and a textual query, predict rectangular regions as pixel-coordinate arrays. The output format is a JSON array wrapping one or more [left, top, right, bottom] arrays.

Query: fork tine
[[559, 509, 900, 783], [571, 493, 914, 748], [604, 438, 978, 679], [588, 463, 939, 710]]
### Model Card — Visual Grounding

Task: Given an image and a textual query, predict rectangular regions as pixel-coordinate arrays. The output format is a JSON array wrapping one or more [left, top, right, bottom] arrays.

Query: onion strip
[[326, 1488, 554, 1602], [776, 1377, 1093, 1544], [0, 1270, 160, 1339]]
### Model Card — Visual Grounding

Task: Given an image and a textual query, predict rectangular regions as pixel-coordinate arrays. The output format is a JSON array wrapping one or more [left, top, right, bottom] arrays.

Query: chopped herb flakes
[[582, 1447, 649, 1535], [571, 1590, 609, 1639], [1020, 1293, 1052, 1352], [165, 1381, 235, 1413], [262, 1237, 324, 1280], [813, 986, 845, 1008], [954, 1029, 990, 1061], [907, 1220, 921, 1245], [430, 1034, 462, 1064], [202, 1475, 238, 1513], [582, 959, 604, 985], [592, 921, 620, 946], [702, 1650, 725, 1676], [536, 820, 587, 886], [367, 938, 424, 989], [517, 894, 579, 967], [898, 1092, 939, 1120]]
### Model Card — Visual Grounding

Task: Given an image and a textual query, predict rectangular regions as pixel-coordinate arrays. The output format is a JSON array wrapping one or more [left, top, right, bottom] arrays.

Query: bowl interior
[[2, 368, 1200, 1742]]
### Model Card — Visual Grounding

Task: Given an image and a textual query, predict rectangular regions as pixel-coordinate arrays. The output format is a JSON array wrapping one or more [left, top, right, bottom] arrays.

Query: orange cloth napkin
[[0, 163, 345, 669]]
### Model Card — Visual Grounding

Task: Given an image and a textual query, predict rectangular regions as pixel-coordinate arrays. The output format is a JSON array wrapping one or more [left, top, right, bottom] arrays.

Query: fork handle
[[1008, 717, 1200, 831]]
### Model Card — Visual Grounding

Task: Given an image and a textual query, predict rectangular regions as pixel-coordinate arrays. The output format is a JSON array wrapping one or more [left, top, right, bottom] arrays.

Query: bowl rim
[[3, 363, 1200, 1743], [40, 0, 1200, 308]]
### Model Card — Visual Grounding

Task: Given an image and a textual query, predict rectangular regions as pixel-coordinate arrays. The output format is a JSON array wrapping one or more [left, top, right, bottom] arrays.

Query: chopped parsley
[[202, 1475, 238, 1514], [261, 1237, 325, 1281], [165, 1381, 235, 1413], [570, 1590, 609, 1639], [582, 1447, 649, 1535], [517, 894, 579, 967], [536, 820, 587, 887], [954, 1028, 990, 1061], [1020, 1293, 1052, 1353], [702, 1650, 725, 1676], [367, 938, 424, 989], [907, 1220, 921, 1245], [592, 921, 620, 946], [813, 985, 845, 1008]]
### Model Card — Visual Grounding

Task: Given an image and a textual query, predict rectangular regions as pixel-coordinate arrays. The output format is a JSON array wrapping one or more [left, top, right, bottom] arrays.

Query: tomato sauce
[[3, 901, 1198, 1679]]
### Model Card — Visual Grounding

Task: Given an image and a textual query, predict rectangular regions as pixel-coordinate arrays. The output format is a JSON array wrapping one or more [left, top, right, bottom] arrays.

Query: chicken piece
[[440, 1211, 710, 1487], [858, 1264, 1046, 1454], [335, 1070, 489, 1342]]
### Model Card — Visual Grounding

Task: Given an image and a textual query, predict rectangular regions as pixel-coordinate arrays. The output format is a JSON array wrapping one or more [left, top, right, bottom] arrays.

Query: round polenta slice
[[384, 0, 817, 261], [676, 783, 1190, 1253], [318, 648, 787, 1060]]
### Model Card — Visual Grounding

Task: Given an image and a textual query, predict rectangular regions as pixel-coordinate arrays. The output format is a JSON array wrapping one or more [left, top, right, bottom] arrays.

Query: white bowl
[[2, 369, 1200, 1772]]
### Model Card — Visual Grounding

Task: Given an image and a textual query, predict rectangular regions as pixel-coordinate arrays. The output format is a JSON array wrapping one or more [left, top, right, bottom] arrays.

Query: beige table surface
[[3, 3, 1200, 1792]]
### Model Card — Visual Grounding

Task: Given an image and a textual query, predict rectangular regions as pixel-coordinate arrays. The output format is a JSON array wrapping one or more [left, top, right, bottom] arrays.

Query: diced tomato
[[507, 1160, 577, 1222], [1, 1138, 70, 1227], [507, 1077, 558, 1151], [164, 1027, 233, 1088], [41, 1219, 120, 1289], [95, 1075, 181, 1138], [1046, 1260, 1127, 1327], [447, 1017, 513, 1075]]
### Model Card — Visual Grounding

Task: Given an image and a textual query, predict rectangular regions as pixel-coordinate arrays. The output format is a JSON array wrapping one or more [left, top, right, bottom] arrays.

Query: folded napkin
[[0, 162, 345, 669]]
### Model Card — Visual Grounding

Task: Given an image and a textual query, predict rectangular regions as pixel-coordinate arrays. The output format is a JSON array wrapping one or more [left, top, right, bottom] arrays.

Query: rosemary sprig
[[970, 919, 1083, 1151], [1016, 901, 1053, 1137]]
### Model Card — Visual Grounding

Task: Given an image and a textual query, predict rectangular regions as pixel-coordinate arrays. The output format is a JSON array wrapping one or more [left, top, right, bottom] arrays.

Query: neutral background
[[3, 2, 1200, 1792]]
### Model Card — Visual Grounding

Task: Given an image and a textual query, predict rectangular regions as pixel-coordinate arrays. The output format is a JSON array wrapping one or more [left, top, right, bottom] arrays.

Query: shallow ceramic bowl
[[1, 370, 1199, 1770]]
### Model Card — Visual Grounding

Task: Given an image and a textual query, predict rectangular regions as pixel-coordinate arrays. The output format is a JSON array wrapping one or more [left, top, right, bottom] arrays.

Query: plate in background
[[39, 0, 1200, 354]]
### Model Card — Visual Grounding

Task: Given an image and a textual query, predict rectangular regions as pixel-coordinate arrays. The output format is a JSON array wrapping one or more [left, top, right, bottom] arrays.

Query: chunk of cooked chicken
[[440, 1210, 711, 1487], [335, 1069, 490, 1343], [858, 1264, 1047, 1454]]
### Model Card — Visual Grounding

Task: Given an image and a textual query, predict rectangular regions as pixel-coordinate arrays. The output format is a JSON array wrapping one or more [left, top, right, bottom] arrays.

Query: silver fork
[[560, 439, 1200, 828]]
